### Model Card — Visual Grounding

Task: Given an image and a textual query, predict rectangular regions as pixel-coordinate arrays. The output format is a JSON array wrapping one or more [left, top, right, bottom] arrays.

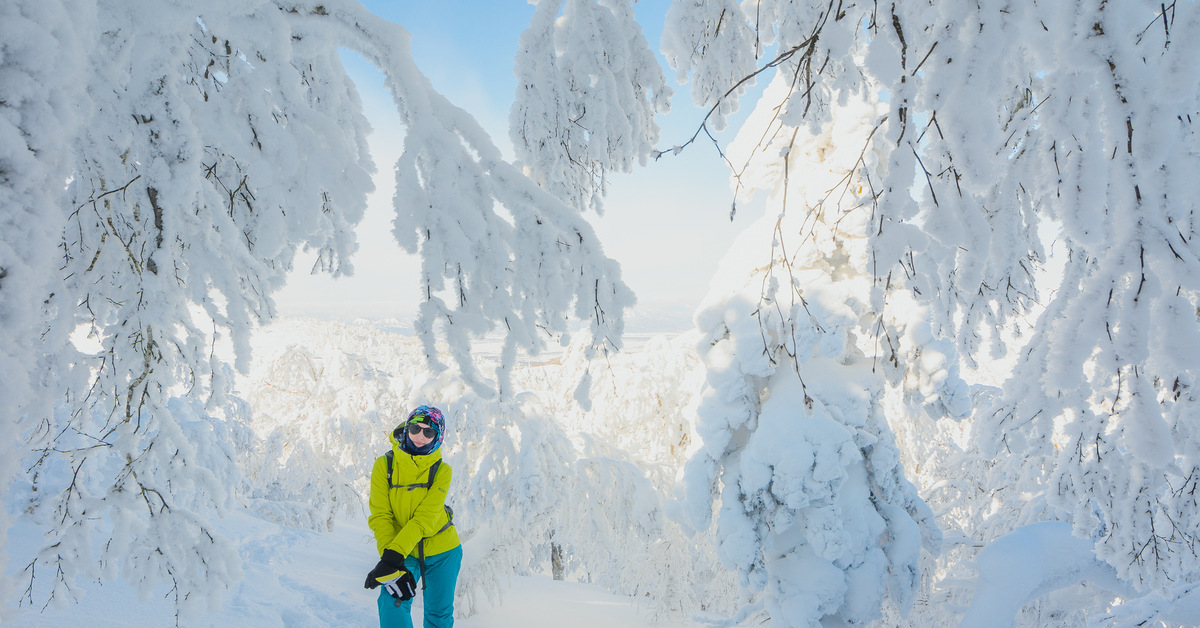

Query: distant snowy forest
[[2, 0, 1199, 627]]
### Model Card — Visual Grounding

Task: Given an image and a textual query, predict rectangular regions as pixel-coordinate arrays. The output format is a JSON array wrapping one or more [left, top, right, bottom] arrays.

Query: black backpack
[[383, 451, 455, 588]]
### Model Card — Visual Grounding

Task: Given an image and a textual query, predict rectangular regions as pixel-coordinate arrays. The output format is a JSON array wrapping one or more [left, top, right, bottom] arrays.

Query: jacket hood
[[394, 405, 445, 455]]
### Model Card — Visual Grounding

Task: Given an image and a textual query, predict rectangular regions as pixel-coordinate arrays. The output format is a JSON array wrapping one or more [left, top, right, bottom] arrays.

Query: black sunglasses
[[407, 423, 437, 439]]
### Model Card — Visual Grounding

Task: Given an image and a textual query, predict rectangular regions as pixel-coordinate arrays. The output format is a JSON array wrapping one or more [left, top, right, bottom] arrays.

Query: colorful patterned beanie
[[399, 405, 444, 454]]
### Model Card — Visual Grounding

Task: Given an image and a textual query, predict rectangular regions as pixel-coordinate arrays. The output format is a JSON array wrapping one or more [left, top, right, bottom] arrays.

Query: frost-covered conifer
[[651, 0, 1200, 624], [670, 92, 953, 625]]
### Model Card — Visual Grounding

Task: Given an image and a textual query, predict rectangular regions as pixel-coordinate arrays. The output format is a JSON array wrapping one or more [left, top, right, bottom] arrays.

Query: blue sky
[[274, 1, 768, 332]]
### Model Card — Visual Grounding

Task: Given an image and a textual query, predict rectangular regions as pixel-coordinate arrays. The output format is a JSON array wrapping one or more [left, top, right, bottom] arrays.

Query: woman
[[364, 405, 462, 628]]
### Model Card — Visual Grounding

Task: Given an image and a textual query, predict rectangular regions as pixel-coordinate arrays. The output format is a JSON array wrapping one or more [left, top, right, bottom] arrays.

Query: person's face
[[407, 421, 435, 447]]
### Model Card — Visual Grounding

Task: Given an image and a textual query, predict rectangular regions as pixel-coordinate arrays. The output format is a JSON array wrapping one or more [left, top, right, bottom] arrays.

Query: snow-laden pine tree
[[6, 0, 632, 619], [512, 2, 966, 624], [672, 93, 958, 625], [654, 1, 1200, 625], [516, 0, 1200, 624]]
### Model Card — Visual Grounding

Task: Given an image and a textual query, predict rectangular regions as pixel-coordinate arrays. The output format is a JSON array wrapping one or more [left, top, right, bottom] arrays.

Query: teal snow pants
[[377, 545, 462, 628]]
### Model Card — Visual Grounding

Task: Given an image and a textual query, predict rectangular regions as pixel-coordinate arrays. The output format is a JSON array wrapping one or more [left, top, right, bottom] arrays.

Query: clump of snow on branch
[[960, 522, 1131, 628], [660, 0, 758, 134], [511, 0, 672, 214]]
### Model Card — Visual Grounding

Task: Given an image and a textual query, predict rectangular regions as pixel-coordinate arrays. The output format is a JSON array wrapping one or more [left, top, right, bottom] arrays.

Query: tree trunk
[[551, 542, 565, 581]]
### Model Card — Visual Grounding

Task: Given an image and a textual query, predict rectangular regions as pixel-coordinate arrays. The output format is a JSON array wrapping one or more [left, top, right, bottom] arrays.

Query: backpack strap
[[385, 450, 394, 487], [424, 459, 440, 490], [386, 452, 443, 491], [416, 509, 456, 590]]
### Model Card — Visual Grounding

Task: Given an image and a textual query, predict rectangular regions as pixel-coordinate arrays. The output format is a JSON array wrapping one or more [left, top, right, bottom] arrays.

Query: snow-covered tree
[[669, 94, 953, 626], [972, 2, 1200, 597], [508, 1, 966, 623], [517, 0, 1200, 624], [649, 1, 1200, 624], [6, 0, 631, 619], [0, 0, 92, 618]]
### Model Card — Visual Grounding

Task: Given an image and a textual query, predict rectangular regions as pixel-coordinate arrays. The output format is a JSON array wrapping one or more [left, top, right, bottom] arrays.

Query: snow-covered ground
[[5, 508, 703, 627]]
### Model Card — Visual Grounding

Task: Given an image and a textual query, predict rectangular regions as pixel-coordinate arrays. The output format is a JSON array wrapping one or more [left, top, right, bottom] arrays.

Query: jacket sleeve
[[384, 462, 453, 557], [366, 455, 398, 556]]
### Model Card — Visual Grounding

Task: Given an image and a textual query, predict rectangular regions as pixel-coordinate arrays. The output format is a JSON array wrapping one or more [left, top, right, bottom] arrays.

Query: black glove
[[364, 549, 417, 601]]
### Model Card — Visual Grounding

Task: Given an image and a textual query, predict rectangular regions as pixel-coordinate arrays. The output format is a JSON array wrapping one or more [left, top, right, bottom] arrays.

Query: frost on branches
[[0, 0, 91, 617], [6, 0, 631, 619], [658, 0, 1200, 625], [673, 94, 952, 626], [511, 0, 672, 215], [971, 2, 1200, 597]]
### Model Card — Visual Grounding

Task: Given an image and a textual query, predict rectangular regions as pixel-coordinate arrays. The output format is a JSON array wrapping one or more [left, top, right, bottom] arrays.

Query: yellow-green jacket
[[367, 430, 460, 559]]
